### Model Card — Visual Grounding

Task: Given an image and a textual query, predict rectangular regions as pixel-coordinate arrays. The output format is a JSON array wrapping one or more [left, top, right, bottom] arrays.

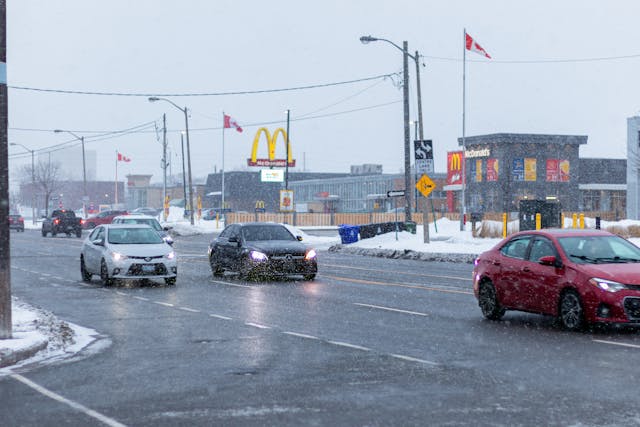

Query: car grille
[[128, 255, 164, 260], [265, 255, 310, 273], [127, 263, 168, 276], [623, 297, 640, 320]]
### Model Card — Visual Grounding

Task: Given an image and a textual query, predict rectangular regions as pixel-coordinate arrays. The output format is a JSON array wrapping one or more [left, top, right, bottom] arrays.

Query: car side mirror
[[228, 236, 239, 243], [163, 226, 172, 231], [539, 255, 561, 268], [296, 235, 303, 241], [92, 238, 105, 246]]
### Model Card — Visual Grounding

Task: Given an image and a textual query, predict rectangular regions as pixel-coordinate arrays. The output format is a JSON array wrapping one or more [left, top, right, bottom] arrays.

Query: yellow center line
[[322, 274, 473, 295]]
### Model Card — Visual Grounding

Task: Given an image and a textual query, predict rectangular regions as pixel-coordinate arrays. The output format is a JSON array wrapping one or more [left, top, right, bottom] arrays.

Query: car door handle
[[492, 260, 500, 266], [522, 267, 531, 272]]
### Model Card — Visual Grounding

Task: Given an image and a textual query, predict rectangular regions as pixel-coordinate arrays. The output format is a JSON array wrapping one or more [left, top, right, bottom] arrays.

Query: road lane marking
[[115, 291, 127, 296], [210, 314, 232, 320], [211, 280, 252, 288], [326, 341, 371, 351], [390, 354, 438, 366], [153, 301, 174, 307], [133, 296, 149, 301], [593, 339, 640, 349], [354, 303, 429, 317], [11, 374, 127, 427], [322, 262, 472, 282], [283, 331, 319, 340], [322, 274, 473, 295], [246, 322, 271, 329], [178, 307, 200, 313]]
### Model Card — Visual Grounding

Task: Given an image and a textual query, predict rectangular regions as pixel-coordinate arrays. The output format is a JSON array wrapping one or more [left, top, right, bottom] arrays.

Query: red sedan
[[473, 229, 640, 330]]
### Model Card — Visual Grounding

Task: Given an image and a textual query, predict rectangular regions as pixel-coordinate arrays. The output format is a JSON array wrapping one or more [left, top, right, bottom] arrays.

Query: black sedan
[[208, 222, 318, 281]]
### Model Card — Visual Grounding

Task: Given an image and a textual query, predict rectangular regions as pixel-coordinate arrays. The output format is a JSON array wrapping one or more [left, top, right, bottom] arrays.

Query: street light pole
[[10, 143, 36, 225], [285, 109, 290, 190], [148, 97, 194, 225], [360, 35, 413, 222], [54, 130, 87, 218]]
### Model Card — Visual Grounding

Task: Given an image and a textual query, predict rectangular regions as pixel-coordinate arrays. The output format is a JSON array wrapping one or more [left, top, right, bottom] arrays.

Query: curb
[[327, 244, 478, 264], [0, 339, 49, 369]]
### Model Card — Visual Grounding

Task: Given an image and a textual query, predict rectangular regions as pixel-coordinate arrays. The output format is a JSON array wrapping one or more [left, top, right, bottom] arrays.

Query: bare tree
[[16, 159, 65, 217]]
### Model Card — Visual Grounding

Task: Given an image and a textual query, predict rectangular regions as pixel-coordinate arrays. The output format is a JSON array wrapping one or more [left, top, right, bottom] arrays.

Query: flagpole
[[221, 112, 225, 212], [115, 151, 118, 207], [460, 28, 467, 231]]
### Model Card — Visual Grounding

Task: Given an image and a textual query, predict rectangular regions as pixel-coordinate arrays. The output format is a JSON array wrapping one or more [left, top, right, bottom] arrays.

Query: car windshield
[[117, 218, 162, 231], [557, 235, 640, 264], [107, 228, 164, 244], [241, 225, 295, 242]]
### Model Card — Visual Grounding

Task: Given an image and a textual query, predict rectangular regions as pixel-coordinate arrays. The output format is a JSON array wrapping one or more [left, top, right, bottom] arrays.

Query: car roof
[[235, 222, 286, 228], [102, 223, 153, 229], [113, 214, 157, 221], [512, 228, 616, 238]]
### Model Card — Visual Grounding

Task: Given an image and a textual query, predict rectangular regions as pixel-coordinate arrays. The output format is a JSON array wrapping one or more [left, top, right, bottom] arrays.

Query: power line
[[8, 73, 398, 97]]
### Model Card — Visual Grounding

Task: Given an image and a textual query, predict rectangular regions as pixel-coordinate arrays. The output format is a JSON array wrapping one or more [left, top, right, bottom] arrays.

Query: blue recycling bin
[[338, 224, 360, 244]]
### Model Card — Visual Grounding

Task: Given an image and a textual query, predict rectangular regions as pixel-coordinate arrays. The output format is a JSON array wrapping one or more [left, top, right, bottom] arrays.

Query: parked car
[[8, 214, 25, 232], [473, 228, 640, 331], [131, 207, 159, 216], [83, 209, 129, 229], [80, 224, 177, 286], [42, 209, 83, 237], [111, 214, 173, 245], [208, 222, 317, 280]]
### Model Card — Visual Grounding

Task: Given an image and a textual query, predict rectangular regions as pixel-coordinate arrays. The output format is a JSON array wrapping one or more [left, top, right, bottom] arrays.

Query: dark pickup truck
[[42, 209, 83, 238]]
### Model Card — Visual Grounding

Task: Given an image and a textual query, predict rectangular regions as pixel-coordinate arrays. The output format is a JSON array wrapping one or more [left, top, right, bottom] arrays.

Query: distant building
[[627, 116, 640, 219]]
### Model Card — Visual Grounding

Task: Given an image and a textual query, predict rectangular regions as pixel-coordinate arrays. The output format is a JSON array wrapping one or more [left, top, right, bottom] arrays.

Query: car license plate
[[142, 264, 155, 273]]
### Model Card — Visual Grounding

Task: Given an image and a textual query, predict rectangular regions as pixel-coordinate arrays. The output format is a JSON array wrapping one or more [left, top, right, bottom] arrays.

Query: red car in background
[[8, 214, 25, 232], [473, 229, 640, 331], [82, 209, 128, 229]]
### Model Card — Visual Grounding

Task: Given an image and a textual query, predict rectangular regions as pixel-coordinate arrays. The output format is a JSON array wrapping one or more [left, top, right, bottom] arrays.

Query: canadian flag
[[117, 152, 131, 162], [465, 32, 491, 59], [223, 114, 243, 133]]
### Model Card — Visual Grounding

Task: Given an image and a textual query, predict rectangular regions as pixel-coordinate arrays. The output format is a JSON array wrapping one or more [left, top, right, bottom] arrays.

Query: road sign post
[[415, 174, 436, 243]]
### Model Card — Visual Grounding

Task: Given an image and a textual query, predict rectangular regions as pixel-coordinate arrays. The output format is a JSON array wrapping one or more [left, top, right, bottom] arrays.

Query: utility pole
[[0, 0, 11, 338], [162, 114, 167, 221], [402, 41, 412, 222], [415, 50, 429, 243]]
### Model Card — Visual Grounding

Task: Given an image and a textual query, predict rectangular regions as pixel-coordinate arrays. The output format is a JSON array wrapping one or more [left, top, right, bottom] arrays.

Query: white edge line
[[245, 322, 271, 329], [153, 301, 174, 307], [326, 340, 371, 351], [354, 302, 429, 317], [178, 307, 200, 313], [390, 353, 438, 366], [133, 296, 149, 301], [593, 339, 640, 349], [115, 291, 127, 296], [209, 314, 232, 320], [11, 374, 127, 427], [283, 331, 319, 340]]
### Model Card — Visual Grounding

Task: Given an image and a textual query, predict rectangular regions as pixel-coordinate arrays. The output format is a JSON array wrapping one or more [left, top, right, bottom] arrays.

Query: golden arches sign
[[247, 127, 295, 167]]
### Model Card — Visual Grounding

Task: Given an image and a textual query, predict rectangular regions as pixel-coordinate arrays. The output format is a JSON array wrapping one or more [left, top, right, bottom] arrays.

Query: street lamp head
[[148, 97, 160, 102], [360, 35, 378, 44], [53, 129, 63, 133]]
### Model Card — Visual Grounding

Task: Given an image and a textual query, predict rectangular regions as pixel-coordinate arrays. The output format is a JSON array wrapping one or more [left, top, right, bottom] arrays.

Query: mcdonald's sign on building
[[248, 127, 296, 167], [447, 151, 464, 185]]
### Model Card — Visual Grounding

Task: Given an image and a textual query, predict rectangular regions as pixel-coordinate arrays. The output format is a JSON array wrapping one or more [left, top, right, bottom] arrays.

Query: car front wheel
[[209, 256, 223, 277], [80, 256, 92, 282], [559, 289, 584, 331], [165, 277, 176, 286], [100, 259, 114, 286], [478, 280, 505, 320], [303, 274, 316, 281]]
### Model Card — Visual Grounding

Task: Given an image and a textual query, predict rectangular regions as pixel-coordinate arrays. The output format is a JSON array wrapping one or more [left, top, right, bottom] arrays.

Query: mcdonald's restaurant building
[[444, 133, 627, 217]]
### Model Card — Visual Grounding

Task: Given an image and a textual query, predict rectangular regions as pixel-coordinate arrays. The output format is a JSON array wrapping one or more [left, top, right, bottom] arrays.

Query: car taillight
[[54, 219, 59, 225]]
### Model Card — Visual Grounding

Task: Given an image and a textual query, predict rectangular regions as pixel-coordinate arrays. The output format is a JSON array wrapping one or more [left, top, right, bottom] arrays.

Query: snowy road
[[3, 230, 640, 426]]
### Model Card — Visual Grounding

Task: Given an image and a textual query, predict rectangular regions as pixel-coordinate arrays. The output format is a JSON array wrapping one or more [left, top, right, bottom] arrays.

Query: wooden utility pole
[[0, 0, 12, 339]]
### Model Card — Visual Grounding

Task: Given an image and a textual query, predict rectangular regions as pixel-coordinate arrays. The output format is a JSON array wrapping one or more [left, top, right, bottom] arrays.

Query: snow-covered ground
[[5, 207, 640, 372]]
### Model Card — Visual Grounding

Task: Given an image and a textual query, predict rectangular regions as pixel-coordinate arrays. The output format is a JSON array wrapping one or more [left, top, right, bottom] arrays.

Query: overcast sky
[[7, 1, 640, 186]]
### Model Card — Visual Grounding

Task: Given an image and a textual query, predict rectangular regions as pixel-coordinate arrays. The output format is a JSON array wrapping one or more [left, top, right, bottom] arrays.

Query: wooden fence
[[224, 211, 620, 227]]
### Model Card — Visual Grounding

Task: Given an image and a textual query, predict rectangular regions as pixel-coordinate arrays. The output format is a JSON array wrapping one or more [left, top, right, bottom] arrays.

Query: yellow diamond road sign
[[416, 174, 436, 198]]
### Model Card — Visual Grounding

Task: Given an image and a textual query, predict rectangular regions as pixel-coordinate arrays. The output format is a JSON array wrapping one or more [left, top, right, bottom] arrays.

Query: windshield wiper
[[569, 254, 600, 263], [595, 256, 640, 263]]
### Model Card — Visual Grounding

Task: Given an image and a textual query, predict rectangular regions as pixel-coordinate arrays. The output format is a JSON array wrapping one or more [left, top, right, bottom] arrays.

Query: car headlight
[[589, 277, 626, 293], [305, 249, 317, 261], [165, 251, 175, 260], [112, 252, 128, 261], [249, 250, 268, 262]]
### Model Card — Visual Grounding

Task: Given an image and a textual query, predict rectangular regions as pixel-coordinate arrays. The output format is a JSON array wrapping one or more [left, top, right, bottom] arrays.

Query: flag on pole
[[117, 152, 131, 162], [465, 32, 491, 59], [223, 114, 243, 133]]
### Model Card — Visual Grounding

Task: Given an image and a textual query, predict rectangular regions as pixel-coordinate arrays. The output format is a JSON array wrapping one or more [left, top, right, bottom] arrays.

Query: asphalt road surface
[[3, 229, 640, 426]]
